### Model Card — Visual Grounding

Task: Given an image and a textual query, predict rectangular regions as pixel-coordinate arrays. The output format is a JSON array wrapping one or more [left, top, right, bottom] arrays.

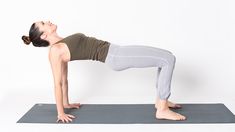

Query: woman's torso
[[50, 33, 110, 62]]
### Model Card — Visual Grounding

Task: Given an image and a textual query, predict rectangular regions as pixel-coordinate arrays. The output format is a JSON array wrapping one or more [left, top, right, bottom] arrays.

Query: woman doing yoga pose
[[22, 20, 186, 123]]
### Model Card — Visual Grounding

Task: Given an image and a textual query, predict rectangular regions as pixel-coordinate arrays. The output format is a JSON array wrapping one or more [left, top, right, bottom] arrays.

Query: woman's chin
[[53, 26, 57, 32]]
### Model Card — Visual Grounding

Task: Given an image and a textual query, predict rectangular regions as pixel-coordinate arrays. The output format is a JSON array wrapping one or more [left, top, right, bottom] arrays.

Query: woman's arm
[[49, 46, 64, 116], [61, 58, 81, 109], [49, 46, 74, 123], [61, 62, 69, 106]]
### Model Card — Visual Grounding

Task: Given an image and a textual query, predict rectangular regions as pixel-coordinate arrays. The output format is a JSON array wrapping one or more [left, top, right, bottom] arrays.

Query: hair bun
[[22, 35, 31, 45]]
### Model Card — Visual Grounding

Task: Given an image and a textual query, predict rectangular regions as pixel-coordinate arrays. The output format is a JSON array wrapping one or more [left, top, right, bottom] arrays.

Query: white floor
[[0, 89, 235, 132]]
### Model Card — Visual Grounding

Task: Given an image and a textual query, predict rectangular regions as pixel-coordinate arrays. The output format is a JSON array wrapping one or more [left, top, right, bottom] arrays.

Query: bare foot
[[156, 109, 186, 121], [167, 101, 182, 109], [155, 100, 182, 109]]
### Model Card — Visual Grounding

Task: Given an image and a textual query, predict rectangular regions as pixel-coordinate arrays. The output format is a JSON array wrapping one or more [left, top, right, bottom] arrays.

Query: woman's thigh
[[110, 45, 173, 71]]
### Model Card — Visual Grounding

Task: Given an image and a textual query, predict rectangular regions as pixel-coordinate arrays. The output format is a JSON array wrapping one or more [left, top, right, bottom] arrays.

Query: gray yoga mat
[[17, 103, 235, 124]]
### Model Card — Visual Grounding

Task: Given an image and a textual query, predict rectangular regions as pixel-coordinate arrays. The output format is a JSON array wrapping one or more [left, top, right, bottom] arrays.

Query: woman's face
[[35, 20, 57, 37]]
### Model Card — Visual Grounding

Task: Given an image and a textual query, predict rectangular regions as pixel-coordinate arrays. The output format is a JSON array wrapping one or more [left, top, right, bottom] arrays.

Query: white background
[[0, 0, 235, 131]]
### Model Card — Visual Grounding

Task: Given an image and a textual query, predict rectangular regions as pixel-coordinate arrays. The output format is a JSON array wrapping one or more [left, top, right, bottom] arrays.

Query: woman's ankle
[[155, 99, 169, 110]]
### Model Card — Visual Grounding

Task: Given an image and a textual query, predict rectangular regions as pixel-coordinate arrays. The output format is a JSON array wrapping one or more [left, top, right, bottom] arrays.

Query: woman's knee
[[161, 48, 173, 54], [171, 54, 176, 64], [166, 54, 176, 65]]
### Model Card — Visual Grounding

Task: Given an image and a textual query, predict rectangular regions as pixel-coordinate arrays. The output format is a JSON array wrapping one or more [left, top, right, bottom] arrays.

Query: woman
[[22, 21, 186, 123]]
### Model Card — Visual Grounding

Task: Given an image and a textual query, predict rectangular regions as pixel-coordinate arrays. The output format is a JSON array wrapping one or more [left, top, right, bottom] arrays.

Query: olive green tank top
[[55, 33, 110, 62]]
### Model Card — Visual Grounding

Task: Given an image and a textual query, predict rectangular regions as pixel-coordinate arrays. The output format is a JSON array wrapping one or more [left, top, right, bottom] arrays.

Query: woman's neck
[[48, 33, 64, 46]]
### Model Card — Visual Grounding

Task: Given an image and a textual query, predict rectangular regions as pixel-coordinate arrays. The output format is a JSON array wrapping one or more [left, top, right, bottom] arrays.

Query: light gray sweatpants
[[104, 43, 176, 100]]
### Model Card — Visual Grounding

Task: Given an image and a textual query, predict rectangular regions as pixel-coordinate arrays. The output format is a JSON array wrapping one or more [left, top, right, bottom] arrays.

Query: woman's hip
[[105, 43, 175, 71]]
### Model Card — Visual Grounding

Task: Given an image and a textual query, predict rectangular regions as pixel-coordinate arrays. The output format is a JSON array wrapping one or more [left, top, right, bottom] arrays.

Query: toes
[[179, 115, 186, 120], [176, 113, 186, 120], [155, 109, 186, 121]]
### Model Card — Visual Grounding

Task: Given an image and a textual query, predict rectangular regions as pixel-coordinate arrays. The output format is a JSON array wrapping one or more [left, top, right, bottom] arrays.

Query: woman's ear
[[40, 33, 47, 40]]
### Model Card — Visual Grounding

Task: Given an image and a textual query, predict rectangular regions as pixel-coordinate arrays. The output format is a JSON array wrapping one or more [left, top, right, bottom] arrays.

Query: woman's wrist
[[58, 112, 65, 116]]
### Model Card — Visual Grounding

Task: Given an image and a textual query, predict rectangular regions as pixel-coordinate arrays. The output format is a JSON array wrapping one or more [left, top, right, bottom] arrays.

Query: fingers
[[75, 103, 81, 106], [65, 103, 81, 109], [71, 103, 81, 109], [75, 103, 81, 108], [65, 115, 73, 122], [64, 103, 81, 109], [67, 114, 76, 119], [56, 118, 60, 123], [57, 118, 70, 123], [57, 114, 76, 123]]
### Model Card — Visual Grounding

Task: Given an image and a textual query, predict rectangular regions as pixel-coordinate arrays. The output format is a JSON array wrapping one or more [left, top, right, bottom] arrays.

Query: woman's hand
[[57, 113, 76, 123], [64, 103, 81, 109], [56, 103, 80, 123]]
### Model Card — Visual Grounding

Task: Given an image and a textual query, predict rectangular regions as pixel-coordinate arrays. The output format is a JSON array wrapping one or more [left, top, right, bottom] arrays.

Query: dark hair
[[22, 23, 50, 47]]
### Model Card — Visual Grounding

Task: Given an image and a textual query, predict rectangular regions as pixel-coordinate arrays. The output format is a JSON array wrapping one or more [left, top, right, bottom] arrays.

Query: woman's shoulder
[[48, 43, 69, 62]]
